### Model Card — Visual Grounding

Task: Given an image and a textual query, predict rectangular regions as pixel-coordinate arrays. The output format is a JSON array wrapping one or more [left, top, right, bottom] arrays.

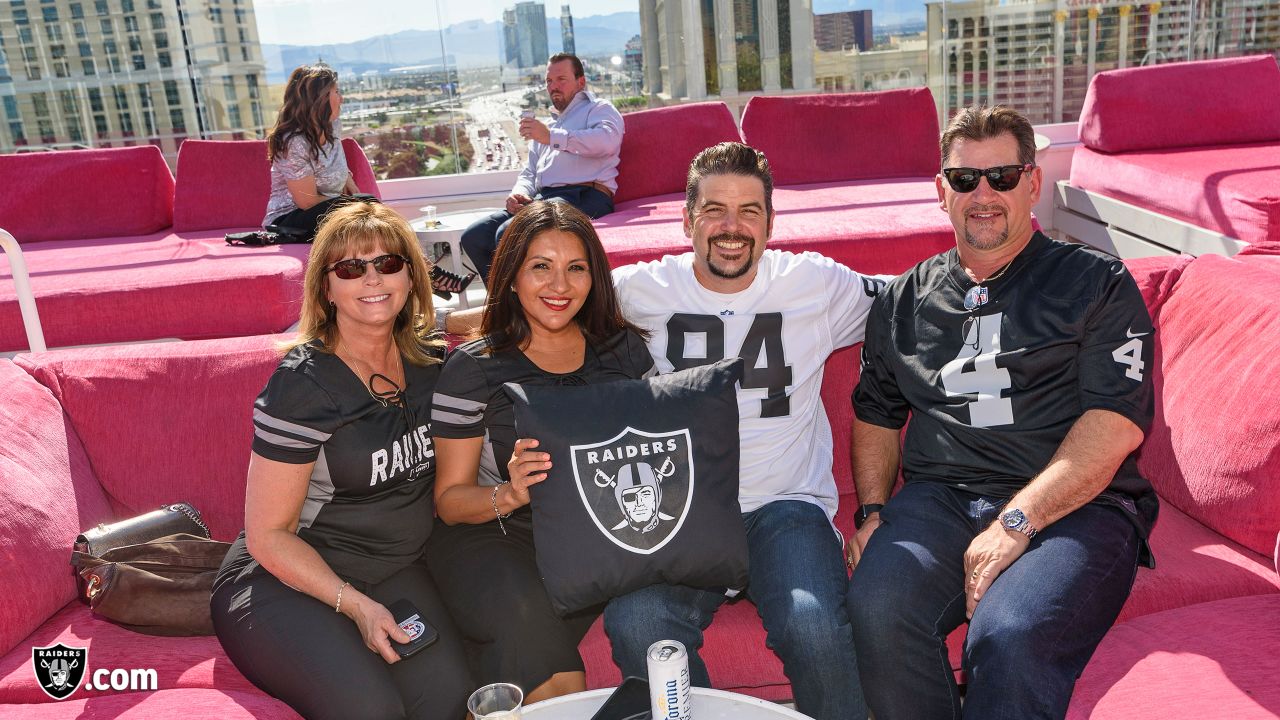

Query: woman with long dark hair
[[426, 200, 653, 704], [261, 64, 362, 239], [212, 202, 472, 719]]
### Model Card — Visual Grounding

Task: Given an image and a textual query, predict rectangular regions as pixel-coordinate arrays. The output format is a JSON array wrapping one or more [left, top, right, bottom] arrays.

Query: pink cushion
[[740, 89, 940, 186], [1068, 594, 1280, 720], [581, 603, 791, 701], [1138, 253, 1280, 558], [0, 604, 268, 705], [1079, 56, 1280, 153], [0, 362, 113, 657], [14, 335, 285, 541], [1122, 255, 1193, 315], [1069, 142, 1280, 245], [0, 689, 299, 718], [342, 138, 381, 198], [612, 103, 741, 205], [173, 138, 379, 232], [0, 146, 174, 243], [172, 140, 271, 231], [601, 178, 955, 277], [0, 232, 309, 352], [1121, 502, 1280, 622]]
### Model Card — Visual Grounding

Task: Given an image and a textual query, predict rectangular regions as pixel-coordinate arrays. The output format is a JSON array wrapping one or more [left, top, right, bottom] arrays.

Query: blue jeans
[[459, 185, 614, 282], [848, 482, 1140, 720], [603, 500, 866, 720]]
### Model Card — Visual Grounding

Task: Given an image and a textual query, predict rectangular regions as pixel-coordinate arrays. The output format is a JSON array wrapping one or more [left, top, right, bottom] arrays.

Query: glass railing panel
[[935, 0, 1280, 126]]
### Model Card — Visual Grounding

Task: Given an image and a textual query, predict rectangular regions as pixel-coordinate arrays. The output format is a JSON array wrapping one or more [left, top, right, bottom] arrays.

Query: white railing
[[0, 229, 47, 353]]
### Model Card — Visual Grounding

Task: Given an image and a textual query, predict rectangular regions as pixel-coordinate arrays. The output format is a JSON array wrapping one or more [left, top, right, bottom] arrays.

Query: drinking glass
[[467, 682, 523, 719]]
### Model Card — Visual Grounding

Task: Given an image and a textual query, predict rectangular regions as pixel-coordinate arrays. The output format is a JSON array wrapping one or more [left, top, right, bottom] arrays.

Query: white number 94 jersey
[[614, 249, 889, 518]]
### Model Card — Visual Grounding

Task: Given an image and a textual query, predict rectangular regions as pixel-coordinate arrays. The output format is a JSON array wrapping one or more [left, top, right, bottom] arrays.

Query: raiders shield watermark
[[570, 427, 694, 555], [33, 643, 87, 700]]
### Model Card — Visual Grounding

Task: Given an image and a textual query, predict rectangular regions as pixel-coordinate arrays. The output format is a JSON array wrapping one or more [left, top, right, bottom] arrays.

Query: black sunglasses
[[941, 164, 1035, 193], [326, 254, 409, 280]]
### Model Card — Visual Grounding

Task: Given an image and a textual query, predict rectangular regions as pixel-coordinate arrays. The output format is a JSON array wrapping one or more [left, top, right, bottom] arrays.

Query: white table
[[409, 207, 501, 310], [522, 687, 814, 719]]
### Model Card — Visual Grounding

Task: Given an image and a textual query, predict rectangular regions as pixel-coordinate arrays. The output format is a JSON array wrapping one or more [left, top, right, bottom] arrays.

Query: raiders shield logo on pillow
[[505, 359, 748, 616]]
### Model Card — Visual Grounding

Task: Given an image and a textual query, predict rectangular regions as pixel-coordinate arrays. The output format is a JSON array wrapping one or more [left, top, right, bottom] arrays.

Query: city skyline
[[251, 0, 637, 46], [249, 0, 899, 47]]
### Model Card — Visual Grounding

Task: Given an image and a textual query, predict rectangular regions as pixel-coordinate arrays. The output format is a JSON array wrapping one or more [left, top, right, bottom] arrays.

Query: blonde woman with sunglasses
[[211, 202, 472, 720]]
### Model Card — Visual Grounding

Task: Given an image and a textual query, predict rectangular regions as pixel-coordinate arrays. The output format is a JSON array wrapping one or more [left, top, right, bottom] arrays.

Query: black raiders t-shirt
[[431, 329, 656, 488], [250, 340, 441, 584], [854, 232, 1158, 535]]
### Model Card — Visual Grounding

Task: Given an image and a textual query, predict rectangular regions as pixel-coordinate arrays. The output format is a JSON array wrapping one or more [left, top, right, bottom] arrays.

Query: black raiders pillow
[[504, 358, 748, 616]]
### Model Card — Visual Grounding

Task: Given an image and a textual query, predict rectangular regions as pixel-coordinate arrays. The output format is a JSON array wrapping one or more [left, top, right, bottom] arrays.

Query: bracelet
[[334, 581, 349, 613], [435, 306, 454, 332], [491, 484, 513, 535]]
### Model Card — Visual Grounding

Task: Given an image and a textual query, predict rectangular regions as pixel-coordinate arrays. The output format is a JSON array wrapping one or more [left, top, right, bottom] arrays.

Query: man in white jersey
[[601, 142, 881, 720]]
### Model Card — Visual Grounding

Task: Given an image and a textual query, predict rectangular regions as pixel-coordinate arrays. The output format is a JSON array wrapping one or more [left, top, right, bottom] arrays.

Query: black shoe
[[430, 265, 476, 300]]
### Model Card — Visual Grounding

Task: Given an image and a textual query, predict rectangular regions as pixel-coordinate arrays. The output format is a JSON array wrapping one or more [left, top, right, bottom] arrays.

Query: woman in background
[[261, 64, 364, 240]]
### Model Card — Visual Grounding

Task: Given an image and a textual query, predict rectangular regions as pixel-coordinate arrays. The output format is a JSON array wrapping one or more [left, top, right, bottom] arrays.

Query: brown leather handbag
[[70, 505, 232, 636]]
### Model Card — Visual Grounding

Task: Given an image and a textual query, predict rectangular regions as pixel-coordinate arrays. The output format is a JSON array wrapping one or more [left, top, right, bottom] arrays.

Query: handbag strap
[[167, 503, 210, 537]]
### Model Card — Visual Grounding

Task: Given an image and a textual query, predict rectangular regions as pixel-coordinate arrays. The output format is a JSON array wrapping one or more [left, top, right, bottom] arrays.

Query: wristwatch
[[998, 508, 1039, 539], [854, 504, 884, 530]]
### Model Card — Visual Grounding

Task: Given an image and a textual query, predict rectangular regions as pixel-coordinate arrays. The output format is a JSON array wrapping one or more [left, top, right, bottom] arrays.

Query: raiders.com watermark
[[32, 644, 158, 700]]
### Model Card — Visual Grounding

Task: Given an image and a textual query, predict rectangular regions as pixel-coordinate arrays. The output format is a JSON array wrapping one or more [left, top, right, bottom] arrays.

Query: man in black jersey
[[847, 105, 1157, 720]]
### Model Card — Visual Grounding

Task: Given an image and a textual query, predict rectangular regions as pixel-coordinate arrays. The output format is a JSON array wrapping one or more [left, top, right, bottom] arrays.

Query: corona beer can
[[646, 639, 691, 720]]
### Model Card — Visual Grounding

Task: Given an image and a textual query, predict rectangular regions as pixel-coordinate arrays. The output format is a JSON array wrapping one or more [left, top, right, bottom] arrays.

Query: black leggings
[[268, 194, 378, 241], [424, 512, 599, 695], [211, 541, 472, 720]]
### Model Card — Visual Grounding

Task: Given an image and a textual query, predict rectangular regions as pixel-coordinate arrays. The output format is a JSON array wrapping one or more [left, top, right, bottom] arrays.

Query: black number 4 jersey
[[854, 232, 1157, 533]]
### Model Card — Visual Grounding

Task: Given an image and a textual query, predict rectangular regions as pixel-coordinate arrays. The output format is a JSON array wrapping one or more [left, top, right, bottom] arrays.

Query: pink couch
[[1066, 252, 1280, 718], [0, 335, 299, 717], [596, 90, 957, 277], [1067, 56, 1280, 250], [0, 140, 379, 352]]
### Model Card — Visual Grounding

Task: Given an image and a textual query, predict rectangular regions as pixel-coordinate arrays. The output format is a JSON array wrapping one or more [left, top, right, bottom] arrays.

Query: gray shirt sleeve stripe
[[433, 393, 486, 412], [254, 408, 333, 442], [256, 426, 320, 450], [432, 408, 483, 426]]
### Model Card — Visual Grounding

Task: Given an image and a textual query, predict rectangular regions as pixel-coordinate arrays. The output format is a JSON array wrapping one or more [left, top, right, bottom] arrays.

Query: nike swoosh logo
[[1125, 328, 1150, 338]]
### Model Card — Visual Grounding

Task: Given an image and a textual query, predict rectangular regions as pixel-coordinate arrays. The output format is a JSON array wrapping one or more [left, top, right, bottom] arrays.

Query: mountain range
[[261, 12, 640, 82], [261, 2, 927, 82]]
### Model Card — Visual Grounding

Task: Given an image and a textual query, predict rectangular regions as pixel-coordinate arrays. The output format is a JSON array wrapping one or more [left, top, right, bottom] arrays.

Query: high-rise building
[[503, 1, 548, 71], [502, 8, 519, 66], [624, 34, 643, 75], [623, 33, 642, 95], [815, 10, 873, 52], [926, 0, 1280, 127], [0, 0, 267, 168], [639, 0, 816, 101], [560, 5, 574, 56]]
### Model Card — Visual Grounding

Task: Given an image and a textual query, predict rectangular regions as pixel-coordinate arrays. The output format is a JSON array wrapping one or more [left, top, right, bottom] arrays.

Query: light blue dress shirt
[[513, 90, 624, 197]]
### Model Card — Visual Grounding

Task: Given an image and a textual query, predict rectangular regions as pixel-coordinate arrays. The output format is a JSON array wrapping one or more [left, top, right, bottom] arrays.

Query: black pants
[[211, 539, 472, 720], [268, 194, 378, 241], [424, 512, 599, 695], [459, 185, 614, 282]]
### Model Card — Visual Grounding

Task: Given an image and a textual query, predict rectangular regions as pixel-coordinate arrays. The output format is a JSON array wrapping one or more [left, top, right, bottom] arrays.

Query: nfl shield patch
[[571, 427, 694, 554], [32, 643, 87, 700]]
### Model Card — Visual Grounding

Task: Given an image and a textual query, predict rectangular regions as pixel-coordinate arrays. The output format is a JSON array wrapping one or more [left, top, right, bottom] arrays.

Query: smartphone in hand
[[386, 599, 439, 659]]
